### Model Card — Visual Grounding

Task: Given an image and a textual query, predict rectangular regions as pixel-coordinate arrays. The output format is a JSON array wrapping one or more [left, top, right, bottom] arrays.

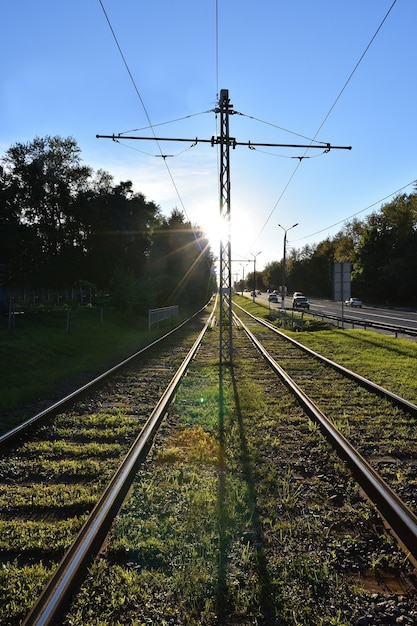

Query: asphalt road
[[240, 292, 417, 336]]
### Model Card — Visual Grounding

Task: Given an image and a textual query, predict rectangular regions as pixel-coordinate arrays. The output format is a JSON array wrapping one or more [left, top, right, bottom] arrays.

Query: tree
[[1, 136, 92, 285], [149, 209, 215, 308], [81, 179, 161, 288], [0, 137, 162, 290], [262, 261, 281, 292], [353, 194, 417, 304]]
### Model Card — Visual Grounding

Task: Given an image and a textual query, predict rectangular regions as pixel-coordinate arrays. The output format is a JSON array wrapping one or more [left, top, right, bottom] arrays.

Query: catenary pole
[[97, 91, 351, 363]]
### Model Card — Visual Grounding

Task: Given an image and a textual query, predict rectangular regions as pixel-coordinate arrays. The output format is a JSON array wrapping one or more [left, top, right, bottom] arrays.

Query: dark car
[[292, 296, 310, 310]]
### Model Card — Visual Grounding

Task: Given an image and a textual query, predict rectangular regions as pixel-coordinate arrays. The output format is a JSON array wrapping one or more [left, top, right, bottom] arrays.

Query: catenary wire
[[293, 179, 417, 244], [247, 0, 398, 255], [98, 0, 209, 259], [117, 111, 214, 136], [236, 111, 329, 145]]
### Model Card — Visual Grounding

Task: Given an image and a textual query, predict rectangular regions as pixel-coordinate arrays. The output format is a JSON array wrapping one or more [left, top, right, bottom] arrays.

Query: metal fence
[[148, 306, 179, 331], [308, 310, 417, 339]]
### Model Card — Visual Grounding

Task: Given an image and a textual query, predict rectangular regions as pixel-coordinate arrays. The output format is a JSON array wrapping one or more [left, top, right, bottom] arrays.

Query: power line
[[312, 0, 398, 142], [98, 0, 153, 133], [236, 111, 330, 145], [247, 0, 398, 255], [215, 0, 219, 100], [294, 179, 417, 243], [117, 111, 213, 136], [97, 0, 196, 233]]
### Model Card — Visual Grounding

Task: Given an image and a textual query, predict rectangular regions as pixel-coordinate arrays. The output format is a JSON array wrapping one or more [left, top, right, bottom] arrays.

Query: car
[[292, 292, 305, 299], [292, 296, 310, 310], [345, 297, 362, 308], [268, 293, 278, 302], [250, 291, 257, 297]]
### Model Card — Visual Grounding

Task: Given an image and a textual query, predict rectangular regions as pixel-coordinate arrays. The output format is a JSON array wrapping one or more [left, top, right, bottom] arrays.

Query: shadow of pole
[[216, 361, 281, 624], [216, 362, 228, 623]]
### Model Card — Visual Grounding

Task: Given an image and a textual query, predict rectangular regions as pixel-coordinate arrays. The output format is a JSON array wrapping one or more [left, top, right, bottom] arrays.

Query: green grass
[[234, 294, 417, 404], [0, 562, 53, 626], [0, 306, 181, 431], [66, 333, 365, 624], [42, 310, 416, 625]]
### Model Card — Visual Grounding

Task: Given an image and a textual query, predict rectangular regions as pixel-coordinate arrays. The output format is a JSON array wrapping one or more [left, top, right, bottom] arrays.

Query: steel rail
[[0, 303, 211, 450], [233, 300, 417, 416], [22, 307, 215, 626], [233, 310, 417, 567]]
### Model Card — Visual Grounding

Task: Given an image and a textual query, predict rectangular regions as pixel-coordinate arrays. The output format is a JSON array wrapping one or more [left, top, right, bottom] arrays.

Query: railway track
[[0, 304, 215, 625], [233, 303, 417, 522], [2, 297, 417, 624]]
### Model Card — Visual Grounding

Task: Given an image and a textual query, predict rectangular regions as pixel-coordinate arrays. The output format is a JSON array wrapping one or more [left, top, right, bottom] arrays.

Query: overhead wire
[[215, 0, 219, 101], [111, 138, 198, 159], [294, 179, 417, 243], [236, 111, 329, 145], [98, 0, 210, 260], [247, 0, 398, 254], [117, 111, 214, 136]]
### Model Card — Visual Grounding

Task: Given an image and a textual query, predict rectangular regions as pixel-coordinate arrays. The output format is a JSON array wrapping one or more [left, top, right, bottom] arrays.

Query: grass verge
[[0, 307, 183, 432]]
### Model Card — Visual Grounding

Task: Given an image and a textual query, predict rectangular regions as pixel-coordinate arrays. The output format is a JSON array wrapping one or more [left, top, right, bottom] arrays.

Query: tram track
[[0, 304, 215, 625], [232, 306, 417, 566], [233, 303, 417, 522], [2, 297, 417, 624], [59, 304, 417, 625]]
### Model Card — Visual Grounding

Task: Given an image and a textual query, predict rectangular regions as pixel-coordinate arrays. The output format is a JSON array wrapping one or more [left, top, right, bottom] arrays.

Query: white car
[[292, 296, 310, 310], [345, 297, 362, 308]]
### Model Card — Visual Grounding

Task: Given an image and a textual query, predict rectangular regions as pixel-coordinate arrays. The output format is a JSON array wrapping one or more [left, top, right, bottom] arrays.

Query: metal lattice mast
[[217, 89, 233, 364], [96, 93, 351, 368]]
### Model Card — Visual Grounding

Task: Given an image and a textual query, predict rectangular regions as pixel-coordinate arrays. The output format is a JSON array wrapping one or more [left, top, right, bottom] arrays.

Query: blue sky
[[2, 1, 416, 272]]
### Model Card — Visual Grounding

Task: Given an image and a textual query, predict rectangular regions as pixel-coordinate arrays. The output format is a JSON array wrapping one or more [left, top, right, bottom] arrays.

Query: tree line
[[2, 135, 415, 310], [0, 136, 216, 312], [243, 187, 417, 306]]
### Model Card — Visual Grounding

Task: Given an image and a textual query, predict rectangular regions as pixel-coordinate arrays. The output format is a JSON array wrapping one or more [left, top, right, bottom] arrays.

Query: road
[[241, 292, 417, 336]]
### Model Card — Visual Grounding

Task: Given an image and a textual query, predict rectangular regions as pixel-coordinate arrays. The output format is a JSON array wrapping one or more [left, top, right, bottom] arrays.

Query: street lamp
[[240, 263, 248, 296], [278, 223, 298, 310], [250, 251, 262, 302]]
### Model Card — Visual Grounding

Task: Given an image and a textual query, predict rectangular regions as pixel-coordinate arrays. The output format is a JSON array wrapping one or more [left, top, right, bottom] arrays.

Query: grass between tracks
[[0, 406, 145, 624], [234, 294, 417, 404], [2, 300, 417, 623], [0, 307, 189, 432], [64, 319, 415, 625]]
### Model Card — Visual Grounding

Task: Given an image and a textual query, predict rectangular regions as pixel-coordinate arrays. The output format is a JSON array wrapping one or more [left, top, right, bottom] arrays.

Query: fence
[[148, 305, 179, 331], [308, 310, 417, 339]]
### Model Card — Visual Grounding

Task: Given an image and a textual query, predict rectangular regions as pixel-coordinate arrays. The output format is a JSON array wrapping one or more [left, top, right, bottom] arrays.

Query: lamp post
[[240, 263, 248, 296], [278, 223, 298, 310], [250, 251, 262, 302]]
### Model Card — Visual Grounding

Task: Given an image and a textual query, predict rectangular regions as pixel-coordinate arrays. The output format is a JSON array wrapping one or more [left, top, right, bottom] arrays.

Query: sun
[[208, 214, 230, 252]]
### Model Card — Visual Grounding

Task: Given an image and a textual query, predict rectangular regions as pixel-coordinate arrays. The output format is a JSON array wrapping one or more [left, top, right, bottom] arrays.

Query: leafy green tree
[[353, 194, 417, 304], [1, 136, 92, 285], [0, 137, 163, 291], [149, 209, 215, 308], [80, 179, 161, 288], [262, 261, 281, 292]]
